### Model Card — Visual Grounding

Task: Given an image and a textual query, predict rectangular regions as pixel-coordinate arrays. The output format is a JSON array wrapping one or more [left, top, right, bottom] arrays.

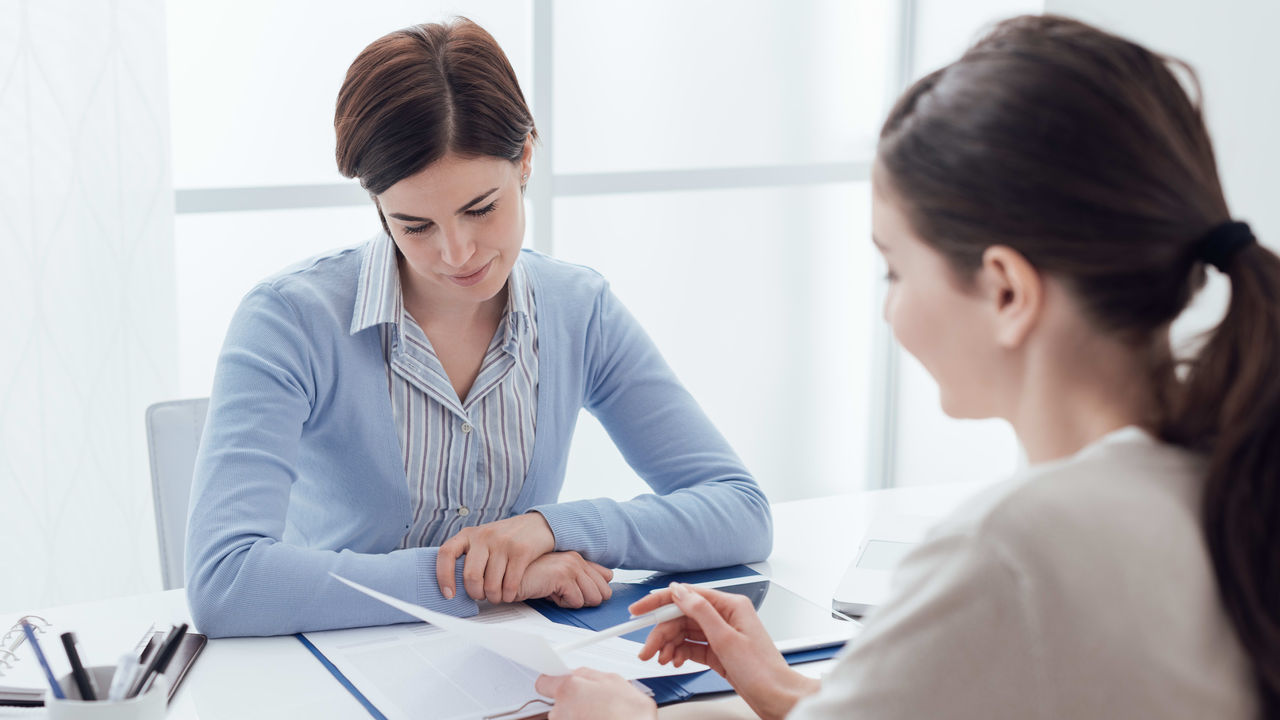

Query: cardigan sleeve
[[531, 283, 773, 570], [184, 284, 478, 637]]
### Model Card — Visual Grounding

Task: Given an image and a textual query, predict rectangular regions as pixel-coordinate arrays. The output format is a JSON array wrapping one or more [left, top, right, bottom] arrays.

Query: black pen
[[139, 623, 188, 697], [126, 623, 187, 699], [59, 632, 98, 701]]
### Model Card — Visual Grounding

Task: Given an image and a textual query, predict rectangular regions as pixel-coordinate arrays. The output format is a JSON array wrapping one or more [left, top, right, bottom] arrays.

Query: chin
[[937, 390, 983, 420]]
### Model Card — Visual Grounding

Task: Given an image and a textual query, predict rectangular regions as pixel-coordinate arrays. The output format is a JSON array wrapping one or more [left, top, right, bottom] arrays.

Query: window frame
[[171, 0, 920, 490]]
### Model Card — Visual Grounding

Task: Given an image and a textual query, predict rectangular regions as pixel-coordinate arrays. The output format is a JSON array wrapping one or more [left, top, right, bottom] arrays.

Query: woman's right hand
[[631, 583, 820, 720], [516, 551, 614, 608]]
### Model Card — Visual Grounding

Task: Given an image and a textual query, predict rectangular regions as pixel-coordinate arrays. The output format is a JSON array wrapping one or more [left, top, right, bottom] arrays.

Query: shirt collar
[[351, 233, 401, 335], [350, 234, 534, 341]]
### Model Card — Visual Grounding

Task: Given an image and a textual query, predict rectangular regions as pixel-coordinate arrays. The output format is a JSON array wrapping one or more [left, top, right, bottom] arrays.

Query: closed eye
[[466, 201, 498, 218]]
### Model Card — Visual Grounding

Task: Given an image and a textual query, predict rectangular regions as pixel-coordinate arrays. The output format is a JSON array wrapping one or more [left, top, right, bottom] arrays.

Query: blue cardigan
[[185, 244, 772, 637]]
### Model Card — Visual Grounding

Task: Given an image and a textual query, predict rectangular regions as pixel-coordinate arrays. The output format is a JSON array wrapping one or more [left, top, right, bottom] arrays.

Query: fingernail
[[444, 588, 454, 599], [671, 583, 689, 599]]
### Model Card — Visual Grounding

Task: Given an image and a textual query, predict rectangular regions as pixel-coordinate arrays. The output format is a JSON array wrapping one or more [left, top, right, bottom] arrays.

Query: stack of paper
[[305, 575, 705, 720]]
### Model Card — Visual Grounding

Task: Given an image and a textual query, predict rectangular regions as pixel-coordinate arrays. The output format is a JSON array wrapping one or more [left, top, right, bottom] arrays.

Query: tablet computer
[[706, 578, 859, 653]]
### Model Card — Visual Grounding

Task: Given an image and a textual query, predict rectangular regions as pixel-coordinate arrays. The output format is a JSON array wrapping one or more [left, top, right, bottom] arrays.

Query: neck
[[1009, 330, 1160, 465]]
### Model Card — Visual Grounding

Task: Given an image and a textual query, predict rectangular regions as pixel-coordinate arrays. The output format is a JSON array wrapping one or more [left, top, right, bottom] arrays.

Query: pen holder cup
[[46, 666, 168, 720]]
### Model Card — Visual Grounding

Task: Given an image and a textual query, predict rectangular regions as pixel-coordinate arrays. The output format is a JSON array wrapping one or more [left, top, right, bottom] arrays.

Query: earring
[[521, 173, 529, 182]]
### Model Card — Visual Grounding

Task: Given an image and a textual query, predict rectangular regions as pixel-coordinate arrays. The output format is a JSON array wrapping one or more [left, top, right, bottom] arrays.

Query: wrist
[[751, 667, 820, 720], [525, 510, 556, 554], [527, 501, 611, 561]]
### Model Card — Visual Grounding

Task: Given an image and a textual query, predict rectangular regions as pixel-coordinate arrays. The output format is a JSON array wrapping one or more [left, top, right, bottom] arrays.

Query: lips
[[447, 259, 493, 287]]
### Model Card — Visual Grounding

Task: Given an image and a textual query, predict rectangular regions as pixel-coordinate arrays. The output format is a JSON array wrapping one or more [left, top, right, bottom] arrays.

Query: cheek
[[887, 283, 992, 418], [490, 199, 525, 249], [884, 283, 929, 358]]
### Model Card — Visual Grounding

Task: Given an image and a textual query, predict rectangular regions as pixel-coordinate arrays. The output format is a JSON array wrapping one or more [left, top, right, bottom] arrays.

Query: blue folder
[[526, 564, 846, 705]]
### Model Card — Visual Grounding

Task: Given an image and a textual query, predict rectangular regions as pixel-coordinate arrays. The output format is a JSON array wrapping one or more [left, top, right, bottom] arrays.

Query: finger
[[556, 577, 586, 609], [578, 570, 604, 607], [669, 583, 738, 647], [583, 563, 613, 605], [586, 568, 611, 606], [694, 587, 769, 636], [655, 625, 696, 666], [639, 619, 685, 659], [587, 561, 614, 583], [484, 550, 508, 604], [591, 568, 610, 601], [629, 588, 673, 615], [436, 535, 469, 600], [502, 551, 535, 604], [462, 545, 490, 600], [659, 637, 681, 666], [535, 673, 566, 698]]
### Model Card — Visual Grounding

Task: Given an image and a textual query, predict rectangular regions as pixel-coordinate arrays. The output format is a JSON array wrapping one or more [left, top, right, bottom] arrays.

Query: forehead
[[870, 165, 913, 247], [377, 153, 512, 211]]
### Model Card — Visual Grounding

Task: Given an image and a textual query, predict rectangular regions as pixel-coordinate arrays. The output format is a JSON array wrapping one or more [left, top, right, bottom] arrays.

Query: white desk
[[2, 483, 988, 719]]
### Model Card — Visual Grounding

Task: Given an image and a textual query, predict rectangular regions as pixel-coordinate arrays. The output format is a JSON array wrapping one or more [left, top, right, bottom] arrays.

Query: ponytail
[[1165, 241, 1280, 714]]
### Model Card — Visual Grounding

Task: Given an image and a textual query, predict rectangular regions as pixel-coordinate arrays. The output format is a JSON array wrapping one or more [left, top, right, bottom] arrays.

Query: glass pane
[[175, 205, 383, 396], [553, 183, 876, 504], [551, 0, 895, 174], [913, 0, 1045, 77], [165, 1, 532, 188]]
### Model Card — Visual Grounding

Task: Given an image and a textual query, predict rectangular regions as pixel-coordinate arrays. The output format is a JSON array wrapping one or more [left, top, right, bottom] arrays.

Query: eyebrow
[[387, 187, 500, 223]]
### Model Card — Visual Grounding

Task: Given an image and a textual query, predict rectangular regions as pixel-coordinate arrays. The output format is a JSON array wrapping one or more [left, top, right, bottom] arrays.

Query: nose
[[438, 225, 476, 269]]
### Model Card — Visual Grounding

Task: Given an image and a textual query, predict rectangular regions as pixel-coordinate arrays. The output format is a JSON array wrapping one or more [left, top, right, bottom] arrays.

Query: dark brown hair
[[879, 14, 1279, 712], [334, 17, 536, 227]]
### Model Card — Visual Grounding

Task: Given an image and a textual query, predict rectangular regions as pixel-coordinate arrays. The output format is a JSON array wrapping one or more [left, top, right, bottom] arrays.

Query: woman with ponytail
[[536, 14, 1277, 719]]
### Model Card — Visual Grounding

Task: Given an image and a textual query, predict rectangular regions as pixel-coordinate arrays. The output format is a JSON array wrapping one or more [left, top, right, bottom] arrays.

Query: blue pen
[[20, 620, 65, 700]]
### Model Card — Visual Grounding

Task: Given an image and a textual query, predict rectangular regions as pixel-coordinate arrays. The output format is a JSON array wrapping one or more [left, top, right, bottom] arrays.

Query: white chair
[[145, 397, 209, 590]]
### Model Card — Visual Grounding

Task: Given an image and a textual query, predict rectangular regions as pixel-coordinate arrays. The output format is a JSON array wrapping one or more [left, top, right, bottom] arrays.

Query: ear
[[519, 135, 534, 181], [978, 245, 1042, 349]]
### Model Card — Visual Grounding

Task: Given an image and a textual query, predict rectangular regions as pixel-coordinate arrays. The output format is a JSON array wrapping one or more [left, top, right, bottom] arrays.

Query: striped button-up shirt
[[352, 235, 538, 549]]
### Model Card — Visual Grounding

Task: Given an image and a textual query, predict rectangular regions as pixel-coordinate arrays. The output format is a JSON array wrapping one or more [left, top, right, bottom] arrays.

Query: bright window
[[166, 0, 1041, 502]]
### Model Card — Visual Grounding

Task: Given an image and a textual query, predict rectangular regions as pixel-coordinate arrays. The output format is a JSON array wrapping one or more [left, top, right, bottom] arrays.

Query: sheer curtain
[[0, 0, 176, 613]]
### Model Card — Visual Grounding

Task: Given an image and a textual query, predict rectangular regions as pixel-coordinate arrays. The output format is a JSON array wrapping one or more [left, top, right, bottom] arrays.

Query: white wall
[[0, 0, 177, 613]]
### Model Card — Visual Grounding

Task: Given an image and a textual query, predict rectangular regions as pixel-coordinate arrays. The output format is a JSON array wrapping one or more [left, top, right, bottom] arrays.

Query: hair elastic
[[1196, 221, 1255, 271]]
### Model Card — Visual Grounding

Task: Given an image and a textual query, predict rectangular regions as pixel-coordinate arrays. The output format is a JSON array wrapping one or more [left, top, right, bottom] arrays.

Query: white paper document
[[307, 574, 706, 720]]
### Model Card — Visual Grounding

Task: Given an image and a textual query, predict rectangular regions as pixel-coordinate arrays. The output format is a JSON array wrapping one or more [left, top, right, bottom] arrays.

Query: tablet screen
[[716, 579, 858, 653]]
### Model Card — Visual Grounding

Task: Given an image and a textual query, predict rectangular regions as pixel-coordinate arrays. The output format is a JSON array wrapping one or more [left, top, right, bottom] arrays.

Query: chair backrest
[[146, 398, 210, 590]]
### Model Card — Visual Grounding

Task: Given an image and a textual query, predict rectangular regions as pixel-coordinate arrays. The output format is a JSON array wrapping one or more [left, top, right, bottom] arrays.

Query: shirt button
[[461, 423, 473, 434], [457, 506, 470, 517]]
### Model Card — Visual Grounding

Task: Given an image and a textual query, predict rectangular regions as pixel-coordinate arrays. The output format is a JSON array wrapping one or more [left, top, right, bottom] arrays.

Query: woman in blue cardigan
[[184, 18, 772, 638]]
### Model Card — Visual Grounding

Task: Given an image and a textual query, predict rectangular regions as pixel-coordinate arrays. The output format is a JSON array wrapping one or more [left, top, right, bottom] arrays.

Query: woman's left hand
[[436, 512, 557, 603], [535, 669, 657, 720]]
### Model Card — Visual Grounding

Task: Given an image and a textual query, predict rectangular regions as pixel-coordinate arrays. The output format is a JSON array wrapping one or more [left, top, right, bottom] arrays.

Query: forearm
[[186, 540, 476, 637], [532, 480, 773, 570]]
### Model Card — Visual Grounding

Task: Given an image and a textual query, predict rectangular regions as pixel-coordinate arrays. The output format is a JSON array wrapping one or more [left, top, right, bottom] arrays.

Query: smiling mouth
[[453, 260, 486, 278], [448, 259, 493, 286]]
